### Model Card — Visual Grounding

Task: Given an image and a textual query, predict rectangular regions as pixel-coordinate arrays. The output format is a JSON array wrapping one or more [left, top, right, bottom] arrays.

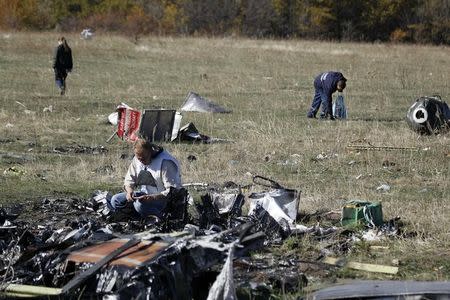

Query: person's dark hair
[[59, 37, 70, 52], [134, 139, 163, 157]]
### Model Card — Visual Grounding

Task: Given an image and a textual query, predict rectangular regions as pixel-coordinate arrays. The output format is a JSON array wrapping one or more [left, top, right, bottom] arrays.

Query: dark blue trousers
[[307, 84, 331, 118], [107, 191, 167, 218]]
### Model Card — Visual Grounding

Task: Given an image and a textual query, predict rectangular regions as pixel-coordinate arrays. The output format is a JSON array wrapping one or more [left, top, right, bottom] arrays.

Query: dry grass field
[[0, 32, 449, 292]]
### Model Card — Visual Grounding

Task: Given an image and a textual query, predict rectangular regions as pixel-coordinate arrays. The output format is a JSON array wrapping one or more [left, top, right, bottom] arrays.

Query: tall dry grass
[[0, 32, 449, 279]]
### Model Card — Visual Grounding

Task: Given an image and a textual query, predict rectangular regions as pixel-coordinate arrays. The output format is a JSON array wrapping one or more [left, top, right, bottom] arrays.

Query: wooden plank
[[346, 261, 398, 274], [323, 257, 398, 274]]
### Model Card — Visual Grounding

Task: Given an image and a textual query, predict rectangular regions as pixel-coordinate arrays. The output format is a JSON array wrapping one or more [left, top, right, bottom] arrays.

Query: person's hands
[[126, 191, 134, 202]]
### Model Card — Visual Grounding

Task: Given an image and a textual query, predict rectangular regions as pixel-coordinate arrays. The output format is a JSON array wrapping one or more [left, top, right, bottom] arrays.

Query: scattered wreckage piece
[[114, 103, 142, 142], [62, 238, 141, 294], [108, 111, 119, 125], [66, 238, 168, 268], [252, 175, 283, 189], [406, 95, 450, 135], [176, 122, 228, 143], [114, 105, 182, 142], [181, 91, 232, 113], [248, 176, 299, 227], [311, 280, 450, 300], [2, 284, 62, 298], [52, 144, 108, 155], [177, 122, 211, 143], [248, 188, 299, 226], [139, 109, 182, 142], [341, 200, 383, 227], [196, 193, 231, 231], [245, 176, 301, 245], [211, 191, 245, 215], [191, 177, 301, 246], [80, 28, 94, 40], [182, 182, 209, 188], [206, 242, 237, 300], [322, 257, 398, 274], [193, 176, 300, 246], [72, 230, 243, 299], [109, 103, 225, 143], [234, 253, 308, 297], [249, 204, 291, 245], [193, 186, 245, 232], [159, 187, 190, 232]]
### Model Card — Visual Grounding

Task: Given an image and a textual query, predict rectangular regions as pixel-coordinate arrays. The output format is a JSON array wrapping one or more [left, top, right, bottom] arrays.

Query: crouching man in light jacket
[[107, 138, 182, 218]]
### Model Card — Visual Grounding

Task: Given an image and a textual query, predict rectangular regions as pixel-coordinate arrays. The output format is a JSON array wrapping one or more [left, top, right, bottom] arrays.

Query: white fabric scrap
[[207, 243, 237, 300]]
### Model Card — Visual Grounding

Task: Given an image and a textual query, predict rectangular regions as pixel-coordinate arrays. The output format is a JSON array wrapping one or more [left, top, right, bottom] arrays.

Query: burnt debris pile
[[0, 177, 410, 299], [0, 178, 317, 299]]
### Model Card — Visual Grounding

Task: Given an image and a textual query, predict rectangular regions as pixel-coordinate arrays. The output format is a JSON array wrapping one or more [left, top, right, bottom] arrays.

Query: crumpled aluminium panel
[[181, 92, 232, 113]]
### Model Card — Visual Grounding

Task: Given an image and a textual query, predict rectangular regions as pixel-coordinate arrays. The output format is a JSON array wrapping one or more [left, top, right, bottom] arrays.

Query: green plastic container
[[341, 200, 383, 227]]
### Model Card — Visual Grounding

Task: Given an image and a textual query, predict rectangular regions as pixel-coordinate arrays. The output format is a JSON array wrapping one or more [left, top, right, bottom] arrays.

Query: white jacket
[[124, 150, 181, 195]]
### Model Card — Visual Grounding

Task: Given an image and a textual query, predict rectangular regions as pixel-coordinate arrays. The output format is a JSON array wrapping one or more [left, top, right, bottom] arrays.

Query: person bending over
[[307, 71, 347, 119]]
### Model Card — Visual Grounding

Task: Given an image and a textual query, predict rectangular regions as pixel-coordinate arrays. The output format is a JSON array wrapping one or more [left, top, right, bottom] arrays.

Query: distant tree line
[[0, 0, 448, 44]]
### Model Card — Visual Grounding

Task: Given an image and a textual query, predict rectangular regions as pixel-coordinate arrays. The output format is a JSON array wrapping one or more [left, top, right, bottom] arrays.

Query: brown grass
[[0, 32, 449, 284]]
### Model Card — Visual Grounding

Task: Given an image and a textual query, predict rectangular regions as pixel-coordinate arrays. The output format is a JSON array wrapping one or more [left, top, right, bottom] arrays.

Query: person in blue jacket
[[307, 71, 347, 119]]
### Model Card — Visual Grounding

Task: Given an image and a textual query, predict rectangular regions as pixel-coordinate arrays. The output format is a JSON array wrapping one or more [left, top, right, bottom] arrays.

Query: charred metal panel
[[67, 239, 169, 268], [139, 109, 181, 142]]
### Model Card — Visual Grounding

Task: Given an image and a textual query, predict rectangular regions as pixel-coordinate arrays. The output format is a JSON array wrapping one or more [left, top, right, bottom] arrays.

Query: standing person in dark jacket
[[307, 71, 347, 119], [53, 37, 73, 95]]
